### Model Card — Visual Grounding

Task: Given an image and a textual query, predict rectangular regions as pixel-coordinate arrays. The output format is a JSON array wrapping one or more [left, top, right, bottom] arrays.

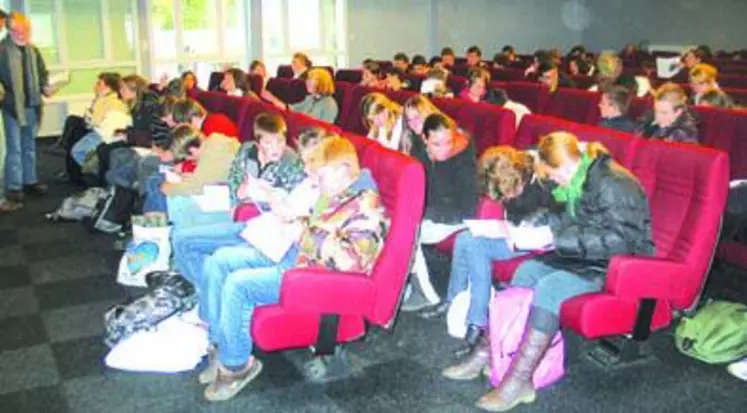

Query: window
[[27, 0, 60, 64], [261, 0, 347, 76], [64, 0, 105, 61]]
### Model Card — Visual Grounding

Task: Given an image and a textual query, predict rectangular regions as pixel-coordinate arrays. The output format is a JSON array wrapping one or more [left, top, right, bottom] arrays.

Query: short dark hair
[[171, 98, 207, 124], [363, 60, 381, 75], [602, 85, 633, 114], [502, 45, 515, 54], [384, 66, 405, 80], [411, 54, 427, 66], [441, 47, 455, 57], [486, 88, 508, 106], [249, 60, 265, 72], [254, 112, 287, 139], [423, 112, 455, 139], [429, 56, 442, 67], [97, 72, 122, 93], [467, 67, 491, 86], [467, 46, 482, 57], [394, 52, 409, 63]]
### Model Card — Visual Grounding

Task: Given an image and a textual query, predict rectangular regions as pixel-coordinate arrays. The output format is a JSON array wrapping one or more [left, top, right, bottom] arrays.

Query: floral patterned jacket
[[296, 170, 390, 274]]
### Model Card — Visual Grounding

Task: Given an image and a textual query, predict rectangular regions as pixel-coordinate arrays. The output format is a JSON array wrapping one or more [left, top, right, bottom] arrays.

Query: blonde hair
[[362, 92, 403, 145], [537, 131, 633, 178], [478, 146, 537, 200], [654, 82, 688, 110], [307, 68, 335, 96], [689, 63, 718, 84], [596, 50, 622, 79], [120, 75, 149, 110], [305, 135, 360, 177]]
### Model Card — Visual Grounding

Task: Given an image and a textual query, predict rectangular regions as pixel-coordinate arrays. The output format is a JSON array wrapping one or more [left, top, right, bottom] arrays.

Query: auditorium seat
[[447, 75, 468, 95], [266, 77, 307, 105], [335, 69, 363, 84], [342, 85, 377, 135], [277, 65, 294, 78], [246, 74, 264, 95], [208, 71, 225, 91], [190, 90, 251, 140], [543, 88, 601, 125], [569, 75, 596, 90], [333, 81, 355, 126], [500, 81, 549, 114], [404, 74, 423, 92]]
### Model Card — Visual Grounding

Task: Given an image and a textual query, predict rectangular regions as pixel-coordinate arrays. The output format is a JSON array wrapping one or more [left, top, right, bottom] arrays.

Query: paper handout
[[240, 213, 300, 263], [48, 71, 71, 89], [193, 185, 231, 212], [464, 219, 554, 251]]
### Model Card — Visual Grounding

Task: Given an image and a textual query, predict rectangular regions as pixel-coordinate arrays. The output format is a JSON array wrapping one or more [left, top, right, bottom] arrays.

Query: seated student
[[249, 60, 267, 79], [637, 82, 699, 144], [69, 72, 130, 168], [360, 60, 385, 89], [484, 88, 531, 129], [420, 147, 560, 361], [261, 68, 339, 123], [393, 52, 410, 72], [475, 132, 654, 411], [698, 88, 736, 109], [403, 112, 478, 311], [384, 67, 409, 92], [400, 94, 442, 156], [291, 52, 312, 80], [501, 45, 522, 67], [524, 50, 550, 78], [143, 125, 240, 228], [410, 54, 429, 76], [220, 68, 258, 100], [181, 71, 198, 92], [567, 57, 592, 76], [96, 75, 170, 184], [459, 67, 491, 103], [421, 67, 453, 99], [429, 56, 443, 70], [466, 45, 485, 68], [171, 127, 327, 289], [197, 136, 389, 401], [441, 47, 456, 68], [361, 92, 405, 150], [537, 62, 575, 93], [598, 85, 637, 133], [689, 64, 726, 105], [590, 51, 650, 98], [170, 99, 239, 139]]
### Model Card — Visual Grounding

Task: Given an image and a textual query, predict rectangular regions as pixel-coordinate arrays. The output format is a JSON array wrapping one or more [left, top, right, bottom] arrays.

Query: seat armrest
[[280, 268, 376, 315], [605, 255, 688, 301]]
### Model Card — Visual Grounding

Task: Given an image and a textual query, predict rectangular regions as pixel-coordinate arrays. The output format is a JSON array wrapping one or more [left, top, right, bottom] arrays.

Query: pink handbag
[[488, 287, 565, 388]]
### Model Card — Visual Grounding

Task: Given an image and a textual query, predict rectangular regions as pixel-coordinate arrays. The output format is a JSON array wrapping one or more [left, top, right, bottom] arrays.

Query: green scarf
[[552, 153, 593, 217]]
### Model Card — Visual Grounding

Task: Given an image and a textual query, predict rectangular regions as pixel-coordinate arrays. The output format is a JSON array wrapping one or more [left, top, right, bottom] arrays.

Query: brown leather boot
[[442, 335, 489, 380], [476, 328, 552, 412]]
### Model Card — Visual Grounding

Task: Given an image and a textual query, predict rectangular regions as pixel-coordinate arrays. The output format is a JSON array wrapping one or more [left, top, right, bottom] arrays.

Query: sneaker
[[5, 190, 23, 203], [23, 183, 48, 196], [727, 357, 747, 381]]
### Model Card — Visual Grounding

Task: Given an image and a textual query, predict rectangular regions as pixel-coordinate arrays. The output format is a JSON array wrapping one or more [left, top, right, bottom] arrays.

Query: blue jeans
[[71, 131, 102, 165], [166, 196, 233, 229], [3, 108, 39, 190], [446, 232, 516, 327], [511, 259, 602, 318], [203, 244, 299, 368], [143, 173, 167, 213], [171, 220, 247, 286]]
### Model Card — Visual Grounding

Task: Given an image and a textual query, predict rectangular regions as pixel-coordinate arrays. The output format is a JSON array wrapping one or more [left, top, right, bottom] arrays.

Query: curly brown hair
[[478, 146, 536, 200]]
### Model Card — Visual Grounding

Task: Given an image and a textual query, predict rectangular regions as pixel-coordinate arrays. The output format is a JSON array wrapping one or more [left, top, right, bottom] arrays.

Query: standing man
[[0, 11, 51, 210], [0, 9, 16, 212]]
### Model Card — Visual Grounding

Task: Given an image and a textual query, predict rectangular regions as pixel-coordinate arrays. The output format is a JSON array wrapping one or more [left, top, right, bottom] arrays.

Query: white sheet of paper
[[463, 219, 511, 239], [509, 225, 554, 251], [48, 71, 71, 88], [163, 169, 182, 183], [240, 213, 298, 263], [730, 179, 747, 189], [656, 57, 681, 79], [193, 185, 231, 212]]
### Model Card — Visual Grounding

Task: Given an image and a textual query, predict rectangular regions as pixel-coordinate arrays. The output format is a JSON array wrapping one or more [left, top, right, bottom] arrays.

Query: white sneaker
[[727, 357, 747, 381]]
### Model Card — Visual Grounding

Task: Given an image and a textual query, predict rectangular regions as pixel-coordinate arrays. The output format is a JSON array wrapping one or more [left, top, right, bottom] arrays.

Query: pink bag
[[489, 287, 565, 388]]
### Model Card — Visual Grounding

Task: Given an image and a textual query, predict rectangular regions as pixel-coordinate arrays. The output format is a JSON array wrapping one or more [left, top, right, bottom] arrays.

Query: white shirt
[[368, 115, 404, 150]]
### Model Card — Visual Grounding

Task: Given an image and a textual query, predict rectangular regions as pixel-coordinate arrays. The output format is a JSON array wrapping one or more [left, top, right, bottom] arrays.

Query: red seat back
[[335, 69, 363, 84], [629, 140, 729, 309], [403, 74, 423, 92], [361, 145, 425, 325], [543, 88, 601, 125], [448, 75, 468, 95], [246, 74, 264, 95], [276, 65, 293, 78], [693, 106, 747, 179], [719, 75, 747, 89], [501, 82, 549, 114], [629, 96, 652, 121], [723, 87, 747, 106], [343, 85, 377, 135], [192, 90, 251, 140], [266, 77, 307, 104], [333, 81, 355, 126]]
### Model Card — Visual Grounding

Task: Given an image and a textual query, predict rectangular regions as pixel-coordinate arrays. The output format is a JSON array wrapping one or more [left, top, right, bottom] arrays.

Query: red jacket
[[202, 113, 238, 139]]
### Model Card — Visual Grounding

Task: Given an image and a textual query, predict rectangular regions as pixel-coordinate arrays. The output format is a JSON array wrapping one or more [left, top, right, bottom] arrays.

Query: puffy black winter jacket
[[537, 155, 655, 281]]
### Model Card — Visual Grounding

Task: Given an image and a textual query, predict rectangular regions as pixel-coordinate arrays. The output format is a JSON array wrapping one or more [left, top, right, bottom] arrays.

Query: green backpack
[[674, 300, 747, 364]]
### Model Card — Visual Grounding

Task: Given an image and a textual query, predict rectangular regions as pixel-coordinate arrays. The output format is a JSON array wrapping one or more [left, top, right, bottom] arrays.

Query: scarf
[[552, 153, 593, 217], [5, 37, 41, 125]]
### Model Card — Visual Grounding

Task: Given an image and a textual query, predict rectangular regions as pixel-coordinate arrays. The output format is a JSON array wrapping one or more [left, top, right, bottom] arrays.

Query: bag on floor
[[675, 300, 747, 364], [488, 287, 565, 388], [104, 273, 197, 348], [46, 187, 108, 222], [116, 215, 172, 288], [85, 185, 139, 234]]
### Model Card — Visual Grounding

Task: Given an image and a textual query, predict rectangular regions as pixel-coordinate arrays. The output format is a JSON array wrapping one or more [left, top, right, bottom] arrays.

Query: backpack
[[674, 300, 747, 364], [46, 187, 108, 222], [488, 287, 565, 388], [103, 273, 197, 348], [84, 185, 139, 234]]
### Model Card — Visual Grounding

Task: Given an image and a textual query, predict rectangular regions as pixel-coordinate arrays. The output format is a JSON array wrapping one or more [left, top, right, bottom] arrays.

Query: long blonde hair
[[537, 131, 632, 177], [400, 94, 442, 154], [362, 92, 403, 146]]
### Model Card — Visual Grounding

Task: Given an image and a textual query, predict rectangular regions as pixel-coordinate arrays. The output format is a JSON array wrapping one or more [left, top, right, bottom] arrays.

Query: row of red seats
[[188, 86, 728, 366]]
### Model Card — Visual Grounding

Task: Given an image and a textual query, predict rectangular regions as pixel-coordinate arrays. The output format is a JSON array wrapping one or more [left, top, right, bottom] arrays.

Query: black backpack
[[84, 185, 140, 234]]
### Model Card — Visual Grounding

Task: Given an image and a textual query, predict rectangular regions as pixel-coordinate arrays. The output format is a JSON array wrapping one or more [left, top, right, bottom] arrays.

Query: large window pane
[[27, 0, 60, 64], [56, 66, 137, 96], [225, 0, 246, 55], [64, 0, 104, 61], [261, 0, 284, 55], [109, 0, 137, 61], [181, 0, 219, 56], [152, 0, 176, 59], [288, 0, 320, 50]]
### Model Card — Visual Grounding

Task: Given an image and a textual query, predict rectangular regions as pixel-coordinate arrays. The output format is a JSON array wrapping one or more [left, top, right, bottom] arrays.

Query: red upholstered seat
[[276, 65, 293, 78], [335, 69, 363, 84], [723, 87, 747, 106], [719, 75, 747, 89], [628, 96, 652, 121], [543, 89, 601, 125], [342, 85, 377, 135], [333, 82, 355, 126], [266, 77, 307, 104], [569, 75, 595, 90], [404, 74, 423, 92], [190, 90, 251, 140], [246, 74, 264, 95], [253, 143, 426, 351], [501, 81, 549, 114], [448, 75, 467, 95]]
